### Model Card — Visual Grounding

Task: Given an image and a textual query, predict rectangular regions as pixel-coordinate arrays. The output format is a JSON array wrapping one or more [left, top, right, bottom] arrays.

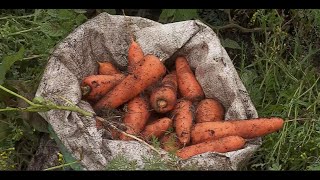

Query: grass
[[0, 9, 320, 170]]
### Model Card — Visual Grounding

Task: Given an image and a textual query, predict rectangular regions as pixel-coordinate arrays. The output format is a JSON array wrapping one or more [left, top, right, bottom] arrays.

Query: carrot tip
[[81, 85, 91, 96], [157, 100, 167, 108]]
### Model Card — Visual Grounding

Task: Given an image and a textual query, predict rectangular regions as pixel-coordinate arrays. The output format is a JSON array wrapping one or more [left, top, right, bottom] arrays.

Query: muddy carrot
[[173, 100, 193, 146], [128, 37, 144, 73], [191, 117, 285, 144], [195, 98, 225, 123], [141, 117, 173, 140], [119, 96, 150, 141], [81, 74, 125, 102], [94, 54, 166, 110], [176, 56, 204, 102], [176, 136, 246, 160], [150, 72, 177, 113]]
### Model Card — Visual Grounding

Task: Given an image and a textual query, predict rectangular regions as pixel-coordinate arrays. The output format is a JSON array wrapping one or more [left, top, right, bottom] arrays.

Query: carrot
[[150, 72, 177, 113], [176, 136, 245, 160], [195, 98, 225, 123], [191, 117, 284, 144], [94, 54, 166, 110], [162, 71, 178, 91], [98, 61, 120, 75], [81, 74, 125, 102], [173, 100, 193, 146], [128, 37, 144, 73], [119, 96, 150, 141], [141, 117, 173, 140], [160, 133, 183, 153], [175, 56, 204, 102]]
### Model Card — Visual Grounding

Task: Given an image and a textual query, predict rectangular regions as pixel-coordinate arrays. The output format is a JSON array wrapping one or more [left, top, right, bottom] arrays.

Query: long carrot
[[119, 96, 150, 141], [176, 56, 204, 102], [141, 117, 173, 140], [98, 61, 120, 75], [160, 133, 183, 153], [150, 72, 177, 113], [173, 100, 193, 146], [94, 54, 166, 110], [81, 74, 125, 102], [128, 37, 144, 73], [195, 98, 225, 123], [176, 136, 245, 160], [191, 117, 284, 144]]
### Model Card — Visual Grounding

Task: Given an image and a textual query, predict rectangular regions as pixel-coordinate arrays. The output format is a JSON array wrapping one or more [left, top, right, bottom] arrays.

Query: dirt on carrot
[[191, 117, 284, 144], [176, 56, 204, 102], [81, 74, 125, 102], [195, 98, 225, 123], [176, 136, 246, 160]]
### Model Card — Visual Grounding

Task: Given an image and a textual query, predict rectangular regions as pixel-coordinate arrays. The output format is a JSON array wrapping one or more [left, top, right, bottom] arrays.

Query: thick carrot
[[176, 136, 245, 160], [160, 133, 183, 153], [176, 56, 204, 102], [141, 117, 173, 140], [81, 74, 125, 102], [173, 100, 193, 146], [94, 54, 166, 110], [195, 98, 225, 123], [98, 61, 120, 75], [128, 37, 144, 73], [119, 96, 150, 141], [150, 72, 177, 113], [191, 117, 284, 144]]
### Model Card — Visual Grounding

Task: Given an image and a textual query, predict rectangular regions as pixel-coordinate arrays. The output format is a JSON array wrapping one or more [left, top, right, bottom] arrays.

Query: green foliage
[[106, 155, 138, 170], [221, 38, 242, 50], [0, 47, 25, 84], [235, 9, 320, 170], [159, 9, 198, 23]]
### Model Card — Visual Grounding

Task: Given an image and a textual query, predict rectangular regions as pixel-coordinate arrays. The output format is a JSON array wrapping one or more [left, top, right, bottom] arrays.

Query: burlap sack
[[35, 13, 260, 170]]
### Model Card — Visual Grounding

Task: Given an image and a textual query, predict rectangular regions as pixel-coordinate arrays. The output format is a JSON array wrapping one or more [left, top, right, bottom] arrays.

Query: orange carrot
[[81, 74, 125, 102], [98, 61, 120, 75], [175, 56, 204, 102], [128, 37, 144, 73], [191, 117, 284, 144], [176, 136, 245, 160], [173, 100, 193, 146], [94, 54, 166, 110], [150, 72, 177, 113], [141, 117, 173, 140], [195, 98, 225, 123], [119, 96, 150, 141], [160, 133, 183, 153], [162, 71, 178, 91]]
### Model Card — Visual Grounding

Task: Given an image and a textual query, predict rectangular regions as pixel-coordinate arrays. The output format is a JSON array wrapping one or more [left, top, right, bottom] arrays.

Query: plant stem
[[0, 14, 35, 20], [52, 105, 94, 117], [0, 85, 36, 106], [8, 26, 40, 36], [0, 107, 22, 112], [44, 160, 80, 171]]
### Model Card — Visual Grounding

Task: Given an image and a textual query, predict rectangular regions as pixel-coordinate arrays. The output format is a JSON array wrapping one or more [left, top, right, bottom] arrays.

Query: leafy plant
[[159, 9, 198, 23]]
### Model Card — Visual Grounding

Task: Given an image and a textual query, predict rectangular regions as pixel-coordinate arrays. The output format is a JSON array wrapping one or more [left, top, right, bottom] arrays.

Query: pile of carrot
[[80, 38, 285, 160]]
